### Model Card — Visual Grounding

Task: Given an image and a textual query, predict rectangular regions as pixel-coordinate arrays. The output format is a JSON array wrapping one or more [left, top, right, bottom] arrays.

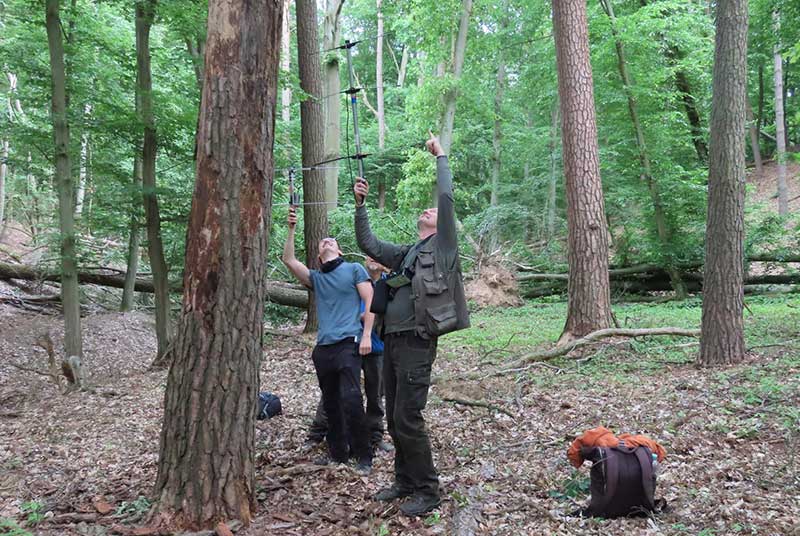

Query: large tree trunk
[[773, 13, 788, 216], [322, 0, 345, 210], [121, 157, 142, 312], [153, 0, 282, 530], [439, 0, 473, 154], [297, 0, 328, 332], [136, 0, 172, 366], [699, 0, 748, 366], [745, 99, 763, 176], [552, 0, 613, 341], [46, 0, 82, 360], [601, 0, 687, 299]]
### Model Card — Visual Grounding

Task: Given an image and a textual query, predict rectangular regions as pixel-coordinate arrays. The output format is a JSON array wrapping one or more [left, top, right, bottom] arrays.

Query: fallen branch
[[435, 327, 700, 383], [438, 389, 515, 418]]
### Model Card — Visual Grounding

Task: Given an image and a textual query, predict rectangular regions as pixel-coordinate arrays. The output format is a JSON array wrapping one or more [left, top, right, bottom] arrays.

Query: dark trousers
[[383, 331, 439, 498], [312, 340, 371, 463], [309, 352, 385, 445]]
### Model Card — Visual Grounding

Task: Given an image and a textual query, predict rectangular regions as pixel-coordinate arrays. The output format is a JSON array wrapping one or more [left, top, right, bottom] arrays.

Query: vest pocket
[[422, 273, 448, 295], [425, 302, 458, 336]]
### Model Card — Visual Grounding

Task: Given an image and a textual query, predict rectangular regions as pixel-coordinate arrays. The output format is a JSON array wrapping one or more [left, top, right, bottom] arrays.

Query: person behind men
[[305, 256, 394, 453], [352, 133, 470, 515], [281, 206, 374, 474]]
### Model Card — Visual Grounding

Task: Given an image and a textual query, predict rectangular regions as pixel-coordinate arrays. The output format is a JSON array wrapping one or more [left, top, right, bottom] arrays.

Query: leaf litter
[[0, 303, 798, 535]]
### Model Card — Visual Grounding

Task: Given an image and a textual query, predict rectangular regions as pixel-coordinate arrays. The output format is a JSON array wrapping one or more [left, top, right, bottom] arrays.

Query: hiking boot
[[354, 459, 372, 476], [373, 439, 395, 453], [313, 454, 346, 466], [373, 484, 413, 501], [399, 493, 441, 517]]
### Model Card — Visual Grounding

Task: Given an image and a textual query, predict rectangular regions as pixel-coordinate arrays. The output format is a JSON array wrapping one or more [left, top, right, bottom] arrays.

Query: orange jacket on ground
[[567, 426, 667, 468]]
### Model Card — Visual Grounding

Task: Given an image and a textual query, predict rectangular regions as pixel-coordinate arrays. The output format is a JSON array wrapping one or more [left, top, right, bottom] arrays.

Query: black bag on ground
[[581, 442, 659, 518], [257, 392, 282, 420]]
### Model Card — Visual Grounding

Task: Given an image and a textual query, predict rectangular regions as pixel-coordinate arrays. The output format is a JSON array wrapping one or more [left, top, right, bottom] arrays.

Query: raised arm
[[356, 281, 374, 356], [281, 207, 312, 288], [354, 178, 409, 270], [426, 133, 457, 252]]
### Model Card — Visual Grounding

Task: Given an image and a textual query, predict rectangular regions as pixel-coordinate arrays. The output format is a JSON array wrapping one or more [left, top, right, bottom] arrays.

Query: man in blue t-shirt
[[281, 207, 374, 474], [306, 257, 394, 453]]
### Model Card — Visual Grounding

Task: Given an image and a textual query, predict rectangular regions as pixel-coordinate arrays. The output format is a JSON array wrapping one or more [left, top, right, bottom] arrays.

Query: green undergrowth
[[442, 295, 800, 360]]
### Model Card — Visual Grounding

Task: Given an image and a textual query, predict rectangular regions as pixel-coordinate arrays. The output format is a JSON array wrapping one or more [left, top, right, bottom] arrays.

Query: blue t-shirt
[[360, 284, 385, 354], [309, 261, 370, 345]]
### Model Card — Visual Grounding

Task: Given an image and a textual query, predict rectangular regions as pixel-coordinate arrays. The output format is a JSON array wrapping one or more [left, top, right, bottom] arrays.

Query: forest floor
[[1, 296, 799, 536]]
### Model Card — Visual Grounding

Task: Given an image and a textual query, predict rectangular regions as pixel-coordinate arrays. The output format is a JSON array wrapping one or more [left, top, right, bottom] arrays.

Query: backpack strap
[[593, 447, 620, 513], [633, 446, 656, 509]]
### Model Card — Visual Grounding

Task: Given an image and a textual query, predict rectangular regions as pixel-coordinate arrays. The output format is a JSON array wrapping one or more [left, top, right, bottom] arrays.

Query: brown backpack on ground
[[580, 441, 662, 518]]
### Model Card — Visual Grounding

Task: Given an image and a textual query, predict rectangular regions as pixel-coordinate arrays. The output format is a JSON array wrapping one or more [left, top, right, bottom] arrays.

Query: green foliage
[[549, 470, 590, 500], [19, 502, 43, 527], [114, 496, 151, 517], [0, 518, 33, 536]]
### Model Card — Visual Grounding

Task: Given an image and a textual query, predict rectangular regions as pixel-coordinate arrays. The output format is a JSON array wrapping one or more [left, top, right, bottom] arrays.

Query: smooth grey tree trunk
[[439, 0, 473, 154], [46, 0, 83, 362], [773, 13, 788, 216], [136, 0, 172, 366], [547, 102, 559, 240], [281, 0, 291, 124], [121, 157, 142, 312], [322, 0, 345, 210], [745, 99, 762, 177]]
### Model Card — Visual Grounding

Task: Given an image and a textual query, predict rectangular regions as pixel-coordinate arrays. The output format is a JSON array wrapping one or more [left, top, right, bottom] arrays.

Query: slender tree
[[153, 0, 282, 529], [552, 0, 613, 341], [296, 0, 328, 332], [745, 99, 763, 177], [45, 0, 83, 361], [281, 0, 292, 124], [376, 0, 387, 209], [439, 0, 473, 154], [136, 0, 172, 365], [322, 0, 345, 210], [546, 101, 559, 240], [120, 157, 142, 312], [699, 0, 748, 366], [600, 0, 687, 299], [773, 12, 788, 216]]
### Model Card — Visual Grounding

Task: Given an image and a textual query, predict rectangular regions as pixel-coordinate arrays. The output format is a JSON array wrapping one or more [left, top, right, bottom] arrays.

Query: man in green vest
[[353, 133, 470, 516]]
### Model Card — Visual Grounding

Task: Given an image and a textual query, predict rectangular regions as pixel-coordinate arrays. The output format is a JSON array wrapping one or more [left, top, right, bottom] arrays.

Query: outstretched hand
[[354, 177, 369, 205], [426, 130, 445, 157], [287, 206, 297, 229]]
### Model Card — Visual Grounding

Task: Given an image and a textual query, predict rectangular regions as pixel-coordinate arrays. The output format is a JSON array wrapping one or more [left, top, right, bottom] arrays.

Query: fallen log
[[0, 260, 309, 308]]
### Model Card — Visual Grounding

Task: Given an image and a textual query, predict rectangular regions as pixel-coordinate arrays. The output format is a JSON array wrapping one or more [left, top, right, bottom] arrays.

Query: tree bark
[[699, 0, 748, 366], [45, 0, 82, 359], [439, 0, 473, 154], [322, 0, 345, 210], [153, 0, 282, 530], [121, 157, 142, 312], [600, 0, 687, 299], [136, 0, 172, 366], [297, 0, 329, 332], [773, 13, 788, 216], [745, 99, 762, 176], [552, 0, 613, 341]]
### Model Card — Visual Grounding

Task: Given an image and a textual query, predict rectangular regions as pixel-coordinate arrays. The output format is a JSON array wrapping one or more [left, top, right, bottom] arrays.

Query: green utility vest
[[400, 234, 470, 339]]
